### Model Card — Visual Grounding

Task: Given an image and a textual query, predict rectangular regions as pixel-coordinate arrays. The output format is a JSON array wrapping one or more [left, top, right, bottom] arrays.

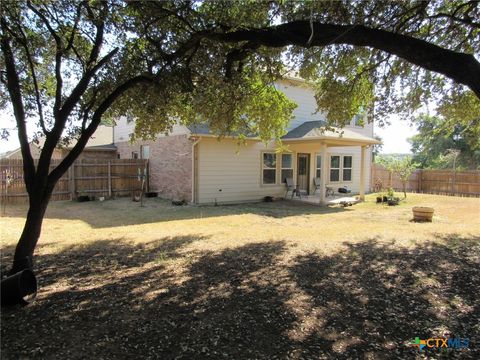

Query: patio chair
[[285, 178, 296, 198], [313, 177, 321, 195]]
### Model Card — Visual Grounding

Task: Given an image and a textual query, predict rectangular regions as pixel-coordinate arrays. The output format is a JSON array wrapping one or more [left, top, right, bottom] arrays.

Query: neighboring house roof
[[80, 125, 113, 147], [83, 144, 117, 151], [0, 125, 114, 159]]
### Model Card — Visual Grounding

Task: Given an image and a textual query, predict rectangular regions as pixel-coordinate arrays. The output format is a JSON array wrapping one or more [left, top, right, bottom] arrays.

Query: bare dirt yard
[[1, 193, 479, 359]]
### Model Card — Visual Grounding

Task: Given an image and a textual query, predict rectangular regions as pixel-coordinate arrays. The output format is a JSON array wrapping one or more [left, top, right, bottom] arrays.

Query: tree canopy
[[409, 115, 480, 169]]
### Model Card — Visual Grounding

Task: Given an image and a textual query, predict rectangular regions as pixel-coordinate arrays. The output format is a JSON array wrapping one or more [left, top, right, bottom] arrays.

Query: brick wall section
[[116, 135, 193, 201]]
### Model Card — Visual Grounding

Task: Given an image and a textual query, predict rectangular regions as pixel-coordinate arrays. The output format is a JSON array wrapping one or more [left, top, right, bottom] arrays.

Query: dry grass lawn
[[1, 193, 479, 359]]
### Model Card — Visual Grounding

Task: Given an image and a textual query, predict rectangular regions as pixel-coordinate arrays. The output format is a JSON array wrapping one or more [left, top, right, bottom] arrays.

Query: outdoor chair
[[285, 178, 297, 198]]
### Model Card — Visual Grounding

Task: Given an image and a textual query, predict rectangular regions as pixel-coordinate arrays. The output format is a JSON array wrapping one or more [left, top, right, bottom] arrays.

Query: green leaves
[[409, 114, 480, 170]]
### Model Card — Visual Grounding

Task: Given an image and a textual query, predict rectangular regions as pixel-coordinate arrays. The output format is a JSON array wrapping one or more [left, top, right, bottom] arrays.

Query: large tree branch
[[35, 47, 118, 185], [58, 48, 118, 121], [0, 24, 35, 192], [48, 74, 157, 184], [12, 21, 49, 135], [224, 42, 260, 79], [65, 1, 84, 53], [26, 1, 60, 43], [84, 2, 106, 69], [207, 21, 480, 98], [27, 0, 64, 114], [427, 12, 480, 29]]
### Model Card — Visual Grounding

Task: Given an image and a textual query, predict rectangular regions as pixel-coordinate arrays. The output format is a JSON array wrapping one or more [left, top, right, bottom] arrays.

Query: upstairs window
[[132, 151, 139, 159], [353, 114, 364, 126], [262, 152, 277, 184]]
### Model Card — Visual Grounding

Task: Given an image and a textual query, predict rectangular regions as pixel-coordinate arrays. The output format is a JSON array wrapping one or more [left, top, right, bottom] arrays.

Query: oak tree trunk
[[10, 185, 54, 274]]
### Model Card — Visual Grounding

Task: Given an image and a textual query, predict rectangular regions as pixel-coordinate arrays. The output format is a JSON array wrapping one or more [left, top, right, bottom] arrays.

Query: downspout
[[190, 137, 201, 204]]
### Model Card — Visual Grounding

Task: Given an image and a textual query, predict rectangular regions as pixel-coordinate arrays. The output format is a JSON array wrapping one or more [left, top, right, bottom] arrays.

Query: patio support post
[[319, 143, 328, 204], [360, 145, 366, 201]]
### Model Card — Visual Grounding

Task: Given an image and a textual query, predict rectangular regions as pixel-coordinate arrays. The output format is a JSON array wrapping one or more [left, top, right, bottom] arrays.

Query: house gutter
[[190, 137, 201, 204]]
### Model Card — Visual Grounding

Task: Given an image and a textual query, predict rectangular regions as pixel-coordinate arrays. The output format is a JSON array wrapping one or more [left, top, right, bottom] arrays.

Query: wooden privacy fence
[[371, 163, 480, 197], [0, 159, 149, 204]]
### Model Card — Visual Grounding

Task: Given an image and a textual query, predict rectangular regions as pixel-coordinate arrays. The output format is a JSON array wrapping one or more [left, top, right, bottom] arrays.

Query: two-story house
[[114, 76, 380, 204]]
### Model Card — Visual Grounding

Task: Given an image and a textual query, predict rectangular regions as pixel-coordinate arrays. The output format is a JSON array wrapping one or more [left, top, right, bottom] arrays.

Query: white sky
[[0, 112, 22, 154], [374, 114, 418, 154]]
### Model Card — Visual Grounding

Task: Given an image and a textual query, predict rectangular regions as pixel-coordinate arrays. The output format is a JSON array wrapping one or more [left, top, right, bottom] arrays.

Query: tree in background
[[409, 115, 480, 170], [376, 155, 418, 198], [371, 135, 383, 162], [393, 157, 418, 198]]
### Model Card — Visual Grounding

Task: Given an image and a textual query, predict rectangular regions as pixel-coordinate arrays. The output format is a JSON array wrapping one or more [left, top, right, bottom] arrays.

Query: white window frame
[[342, 155, 353, 182], [140, 145, 150, 159], [315, 154, 322, 179], [329, 155, 341, 182], [280, 153, 294, 184], [352, 114, 364, 127], [329, 154, 353, 183], [261, 151, 278, 185]]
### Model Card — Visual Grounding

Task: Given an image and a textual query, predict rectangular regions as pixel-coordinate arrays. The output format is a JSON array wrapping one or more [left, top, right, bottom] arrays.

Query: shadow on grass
[[2, 234, 479, 359], [1, 197, 349, 229]]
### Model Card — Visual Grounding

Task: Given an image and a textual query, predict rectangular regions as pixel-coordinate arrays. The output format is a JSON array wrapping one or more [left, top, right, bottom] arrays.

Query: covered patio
[[280, 121, 381, 205]]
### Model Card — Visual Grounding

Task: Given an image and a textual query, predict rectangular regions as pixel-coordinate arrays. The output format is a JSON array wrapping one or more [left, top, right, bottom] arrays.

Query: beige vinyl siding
[[113, 116, 189, 143], [196, 138, 285, 204], [196, 137, 371, 204], [114, 116, 136, 142], [275, 80, 327, 132], [328, 146, 372, 193], [274, 79, 374, 137], [346, 115, 374, 137]]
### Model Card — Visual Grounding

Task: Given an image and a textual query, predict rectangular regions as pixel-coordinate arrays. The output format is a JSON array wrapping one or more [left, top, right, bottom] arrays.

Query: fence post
[[371, 164, 374, 192], [108, 161, 112, 198], [452, 169, 456, 195], [146, 159, 150, 192], [418, 169, 422, 193], [69, 163, 75, 200]]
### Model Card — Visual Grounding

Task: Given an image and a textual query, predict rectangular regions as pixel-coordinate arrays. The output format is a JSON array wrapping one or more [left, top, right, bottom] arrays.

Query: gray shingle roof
[[187, 124, 212, 135], [187, 124, 258, 138], [187, 121, 380, 145], [282, 121, 326, 139]]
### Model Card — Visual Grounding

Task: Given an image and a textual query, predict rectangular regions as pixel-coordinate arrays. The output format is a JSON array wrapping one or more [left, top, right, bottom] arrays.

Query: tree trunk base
[[10, 256, 33, 275]]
